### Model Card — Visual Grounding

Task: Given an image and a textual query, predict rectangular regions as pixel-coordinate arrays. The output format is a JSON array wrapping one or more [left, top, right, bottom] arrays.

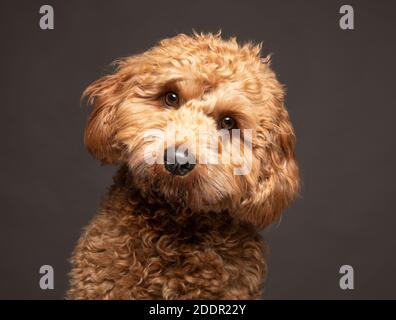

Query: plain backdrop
[[0, 0, 395, 299]]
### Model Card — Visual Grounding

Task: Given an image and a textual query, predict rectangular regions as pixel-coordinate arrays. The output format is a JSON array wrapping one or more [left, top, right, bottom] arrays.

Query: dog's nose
[[164, 148, 196, 176]]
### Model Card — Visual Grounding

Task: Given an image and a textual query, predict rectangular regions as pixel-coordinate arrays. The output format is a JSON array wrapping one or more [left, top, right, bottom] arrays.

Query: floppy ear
[[83, 61, 134, 164], [240, 98, 300, 229]]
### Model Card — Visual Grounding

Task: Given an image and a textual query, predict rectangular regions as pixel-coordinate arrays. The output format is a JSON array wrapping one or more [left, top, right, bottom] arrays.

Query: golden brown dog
[[67, 32, 299, 299]]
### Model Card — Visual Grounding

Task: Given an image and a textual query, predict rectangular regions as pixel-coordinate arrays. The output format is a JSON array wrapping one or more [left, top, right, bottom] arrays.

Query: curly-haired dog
[[67, 33, 299, 299]]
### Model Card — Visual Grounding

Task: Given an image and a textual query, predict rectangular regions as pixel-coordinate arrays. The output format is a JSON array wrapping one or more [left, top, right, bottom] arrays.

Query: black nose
[[164, 148, 196, 176]]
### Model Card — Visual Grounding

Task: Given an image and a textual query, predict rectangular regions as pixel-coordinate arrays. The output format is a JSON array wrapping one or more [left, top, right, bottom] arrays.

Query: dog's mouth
[[125, 159, 234, 213], [125, 138, 245, 212]]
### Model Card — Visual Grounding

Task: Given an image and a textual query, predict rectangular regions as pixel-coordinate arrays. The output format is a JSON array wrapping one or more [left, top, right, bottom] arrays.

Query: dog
[[67, 32, 299, 299]]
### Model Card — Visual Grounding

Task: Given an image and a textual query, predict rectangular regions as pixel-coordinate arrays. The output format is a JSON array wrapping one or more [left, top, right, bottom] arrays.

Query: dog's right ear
[[83, 61, 133, 164]]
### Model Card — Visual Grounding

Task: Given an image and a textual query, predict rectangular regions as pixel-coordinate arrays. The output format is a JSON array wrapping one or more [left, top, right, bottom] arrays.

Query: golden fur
[[67, 33, 299, 299]]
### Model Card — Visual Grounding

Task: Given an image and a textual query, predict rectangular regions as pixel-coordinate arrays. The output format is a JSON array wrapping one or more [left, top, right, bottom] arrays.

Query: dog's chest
[[116, 215, 266, 299]]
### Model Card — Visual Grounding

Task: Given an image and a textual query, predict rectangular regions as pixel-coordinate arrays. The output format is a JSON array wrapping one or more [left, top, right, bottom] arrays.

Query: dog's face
[[84, 33, 299, 228]]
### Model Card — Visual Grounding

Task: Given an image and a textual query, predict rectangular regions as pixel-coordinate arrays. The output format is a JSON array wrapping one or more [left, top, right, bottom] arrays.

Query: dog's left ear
[[239, 83, 300, 229], [83, 59, 136, 164]]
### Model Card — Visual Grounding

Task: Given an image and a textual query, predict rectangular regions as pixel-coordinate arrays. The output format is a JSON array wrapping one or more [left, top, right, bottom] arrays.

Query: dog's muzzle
[[164, 147, 196, 176]]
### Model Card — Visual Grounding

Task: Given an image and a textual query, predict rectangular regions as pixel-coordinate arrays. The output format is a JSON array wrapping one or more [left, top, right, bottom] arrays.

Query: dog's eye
[[220, 116, 237, 130], [163, 91, 179, 107]]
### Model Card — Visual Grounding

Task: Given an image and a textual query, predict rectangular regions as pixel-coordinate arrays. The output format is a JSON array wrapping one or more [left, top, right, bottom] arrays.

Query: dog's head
[[83, 33, 299, 228]]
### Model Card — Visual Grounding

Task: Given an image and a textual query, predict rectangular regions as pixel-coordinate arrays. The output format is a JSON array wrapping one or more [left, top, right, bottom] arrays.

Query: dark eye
[[220, 116, 237, 130], [164, 91, 179, 107]]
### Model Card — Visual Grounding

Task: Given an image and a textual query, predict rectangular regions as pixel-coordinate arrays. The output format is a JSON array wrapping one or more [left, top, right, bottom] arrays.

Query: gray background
[[0, 0, 395, 299]]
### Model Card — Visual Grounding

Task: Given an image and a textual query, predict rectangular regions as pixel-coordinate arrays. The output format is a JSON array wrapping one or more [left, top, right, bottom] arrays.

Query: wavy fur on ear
[[83, 58, 141, 163], [240, 98, 300, 228]]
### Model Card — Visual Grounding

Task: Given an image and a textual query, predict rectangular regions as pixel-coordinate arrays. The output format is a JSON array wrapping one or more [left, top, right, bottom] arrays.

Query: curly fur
[[67, 32, 299, 299]]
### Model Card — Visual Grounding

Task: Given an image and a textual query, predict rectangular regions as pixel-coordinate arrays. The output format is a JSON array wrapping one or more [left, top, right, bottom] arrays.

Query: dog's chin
[[127, 162, 235, 213]]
